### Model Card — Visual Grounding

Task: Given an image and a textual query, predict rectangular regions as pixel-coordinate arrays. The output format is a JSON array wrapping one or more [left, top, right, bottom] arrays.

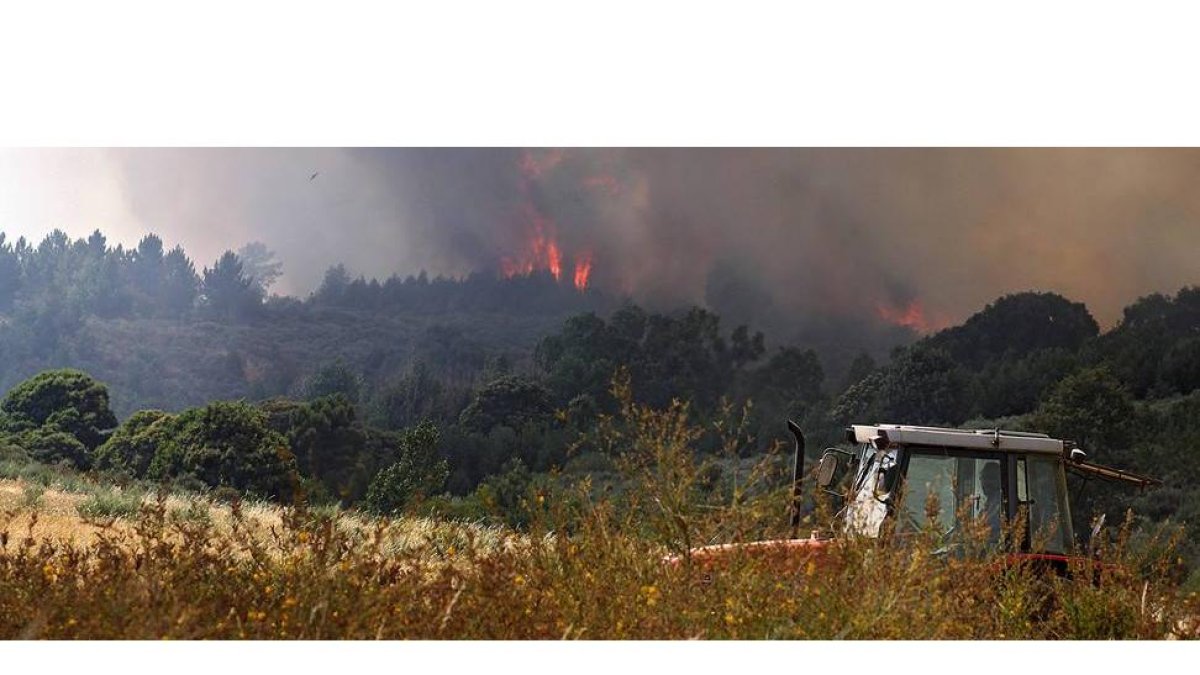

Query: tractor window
[[900, 454, 955, 532], [899, 452, 1003, 543], [1023, 455, 1072, 554]]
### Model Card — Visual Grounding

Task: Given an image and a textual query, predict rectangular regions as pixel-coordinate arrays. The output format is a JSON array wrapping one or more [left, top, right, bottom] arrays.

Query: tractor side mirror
[[815, 448, 857, 492]]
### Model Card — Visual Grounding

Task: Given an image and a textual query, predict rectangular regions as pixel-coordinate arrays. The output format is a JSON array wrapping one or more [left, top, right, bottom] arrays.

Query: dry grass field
[[3, 462, 1200, 639], [0, 478, 513, 560], [1, 390, 1197, 640]]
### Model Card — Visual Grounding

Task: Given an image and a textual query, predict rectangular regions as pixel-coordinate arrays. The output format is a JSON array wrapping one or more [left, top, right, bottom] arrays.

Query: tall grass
[[76, 488, 145, 522], [0, 378, 1196, 639]]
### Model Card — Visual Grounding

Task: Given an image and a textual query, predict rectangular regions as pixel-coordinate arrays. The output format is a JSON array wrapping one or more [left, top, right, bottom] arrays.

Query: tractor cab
[[809, 424, 1160, 555], [678, 422, 1160, 571]]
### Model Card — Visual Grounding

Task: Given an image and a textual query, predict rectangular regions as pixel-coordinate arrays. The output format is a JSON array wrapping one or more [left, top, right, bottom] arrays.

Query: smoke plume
[[3, 148, 1200, 345]]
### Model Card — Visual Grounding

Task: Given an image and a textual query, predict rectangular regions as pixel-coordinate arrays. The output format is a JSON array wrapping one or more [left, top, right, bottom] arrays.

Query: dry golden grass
[[0, 478, 514, 561], [1, 476, 1197, 639]]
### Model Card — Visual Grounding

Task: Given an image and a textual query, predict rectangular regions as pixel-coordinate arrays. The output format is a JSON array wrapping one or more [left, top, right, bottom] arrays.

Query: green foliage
[[876, 346, 970, 425], [459, 376, 553, 434], [1032, 367, 1139, 535], [312, 264, 352, 304], [0, 233, 22, 311], [1094, 287, 1200, 396], [925, 291, 1099, 368], [76, 488, 144, 521], [1159, 337, 1200, 396], [16, 428, 89, 468], [831, 370, 886, 425], [0, 369, 118, 453], [974, 348, 1080, 418], [831, 292, 1102, 427], [840, 352, 877, 392], [302, 359, 362, 404], [200, 250, 262, 321], [129, 235, 200, 317], [3, 224, 1200, 563], [746, 347, 824, 411], [150, 401, 297, 499], [536, 305, 765, 415], [363, 421, 449, 515], [261, 394, 387, 504], [367, 363, 463, 431], [92, 410, 174, 477], [0, 228, 609, 419], [162, 245, 201, 316], [743, 347, 825, 443], [1031, 367, 1136, 457], [474, 458, 537, 527]]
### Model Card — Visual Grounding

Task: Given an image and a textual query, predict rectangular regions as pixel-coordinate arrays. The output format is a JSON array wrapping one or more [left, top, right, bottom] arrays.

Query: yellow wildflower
[[641, 585, 660, 607]]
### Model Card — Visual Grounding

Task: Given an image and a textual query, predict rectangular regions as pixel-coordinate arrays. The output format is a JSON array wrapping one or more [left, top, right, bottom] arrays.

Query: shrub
[[458, 376, 553, 434], [363, 421, 449, 515], [92, 410, 174, 477], [149, 401, 298, 499], [17, 428, 89, 468], [0, 369, 118, 452], [302, 359, 362, 404]]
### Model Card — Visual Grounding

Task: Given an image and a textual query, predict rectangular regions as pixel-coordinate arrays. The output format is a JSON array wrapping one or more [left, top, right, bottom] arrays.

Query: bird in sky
[[309, 172, 319, 181]]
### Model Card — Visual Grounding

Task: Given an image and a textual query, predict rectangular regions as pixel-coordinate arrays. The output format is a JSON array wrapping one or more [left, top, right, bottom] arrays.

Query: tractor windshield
[[897, 450, 1003, 543]]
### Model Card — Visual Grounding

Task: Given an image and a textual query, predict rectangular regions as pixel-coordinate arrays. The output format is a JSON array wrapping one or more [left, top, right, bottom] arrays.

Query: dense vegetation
[[0, 229, 612, 418], [3, 227, 1200, 637]]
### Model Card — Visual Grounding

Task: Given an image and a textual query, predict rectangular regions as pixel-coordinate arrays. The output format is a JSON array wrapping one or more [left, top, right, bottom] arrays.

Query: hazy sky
[[2, 148, 1198, 333]]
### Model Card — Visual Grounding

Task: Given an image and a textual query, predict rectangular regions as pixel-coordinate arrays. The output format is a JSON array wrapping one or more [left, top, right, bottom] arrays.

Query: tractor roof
[[848, 424, 1066, 455], [845, 424, 1162, 489]]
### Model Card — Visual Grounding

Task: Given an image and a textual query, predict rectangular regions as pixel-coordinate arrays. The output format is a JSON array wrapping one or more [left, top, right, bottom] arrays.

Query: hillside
[[48, 307, 586, 418]]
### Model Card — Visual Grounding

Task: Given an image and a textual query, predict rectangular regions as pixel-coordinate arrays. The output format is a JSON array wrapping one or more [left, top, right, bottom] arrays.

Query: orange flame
[[498, 149, 595, 292], [502, 202, 566, 281], [876, 299, 949, 334], [546, 240, 562, 281], [573, 253, 593, 290]]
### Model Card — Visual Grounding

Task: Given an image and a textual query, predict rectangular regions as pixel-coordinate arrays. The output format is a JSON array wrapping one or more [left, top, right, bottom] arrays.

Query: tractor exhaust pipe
[[787, 419, 805, 538]]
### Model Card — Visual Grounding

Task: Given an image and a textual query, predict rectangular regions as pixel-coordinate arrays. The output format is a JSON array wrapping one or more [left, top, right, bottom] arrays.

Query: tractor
[[682, 422, 1160, 571]]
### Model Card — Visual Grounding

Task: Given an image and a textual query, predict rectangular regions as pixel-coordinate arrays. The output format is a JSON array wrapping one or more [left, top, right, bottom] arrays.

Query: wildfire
[[875, 299, 949, 334], [500, 227, 591, 291], [498, 149, 596, 291], [573, 252, 592, 291]]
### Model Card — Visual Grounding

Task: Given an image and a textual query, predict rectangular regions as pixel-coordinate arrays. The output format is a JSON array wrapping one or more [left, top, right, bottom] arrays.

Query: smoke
[[3, 148, 1200, 344]]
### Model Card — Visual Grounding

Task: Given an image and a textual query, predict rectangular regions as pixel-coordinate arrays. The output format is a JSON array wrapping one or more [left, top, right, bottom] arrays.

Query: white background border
[[1, 0, 1197, 670]]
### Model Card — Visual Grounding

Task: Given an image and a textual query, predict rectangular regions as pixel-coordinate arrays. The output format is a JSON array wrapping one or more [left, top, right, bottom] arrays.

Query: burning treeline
[[494, 149, 945, 334], [462, 148, 1200, 341], [500, 150, 595, 291]]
